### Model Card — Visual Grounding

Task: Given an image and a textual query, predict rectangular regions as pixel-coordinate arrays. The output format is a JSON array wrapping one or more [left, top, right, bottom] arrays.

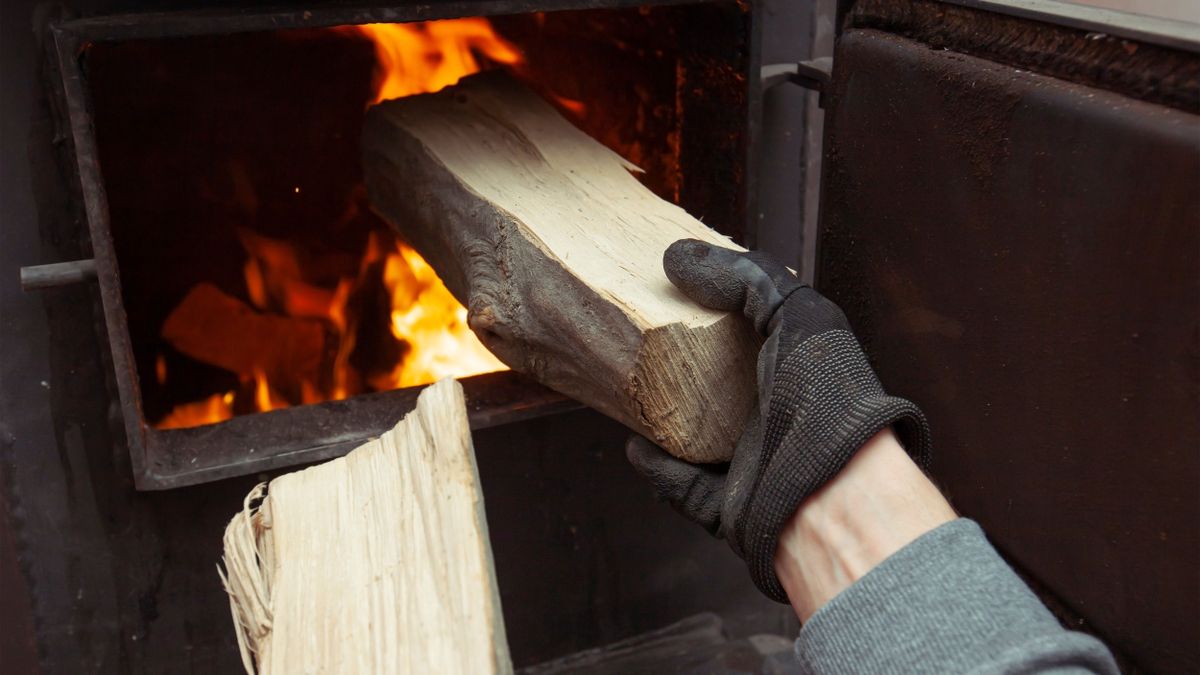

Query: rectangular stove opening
[[65, 1, 752, 486], [89, 20, 526, 430]]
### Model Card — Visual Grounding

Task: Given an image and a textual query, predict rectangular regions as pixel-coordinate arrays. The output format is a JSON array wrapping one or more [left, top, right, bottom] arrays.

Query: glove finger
[[625, 435, 727, 535], [663, 239, 803, 335]]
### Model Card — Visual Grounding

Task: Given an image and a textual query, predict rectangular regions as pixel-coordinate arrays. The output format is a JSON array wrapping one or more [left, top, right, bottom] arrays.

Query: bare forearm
[[774, 428, 956, 620]]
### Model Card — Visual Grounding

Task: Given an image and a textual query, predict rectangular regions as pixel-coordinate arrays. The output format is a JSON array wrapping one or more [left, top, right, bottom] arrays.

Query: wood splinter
[[362, 72, 759, 463]]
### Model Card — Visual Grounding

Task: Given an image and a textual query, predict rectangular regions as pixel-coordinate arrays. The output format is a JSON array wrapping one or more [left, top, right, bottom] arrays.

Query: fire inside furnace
[[155, 20, 526, 429], [88, 8, 711, 432]]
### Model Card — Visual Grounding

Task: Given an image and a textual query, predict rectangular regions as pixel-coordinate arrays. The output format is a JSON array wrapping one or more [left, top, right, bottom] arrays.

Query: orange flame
[[374, 237, 504, 389], [253, 369, 288, 413], [155, 19, 517, 429], [346, 19, 522, 103], [548, 92, 586, 116], [158, 391, 234, 430]]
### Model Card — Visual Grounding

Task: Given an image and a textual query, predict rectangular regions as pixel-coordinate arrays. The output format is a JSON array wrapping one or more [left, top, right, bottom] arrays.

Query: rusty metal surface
[[817, 28, 1199, 672], [849, 0, 1199, 112], [940, 0, 1200, 54], [46, 0, 758, 490], [53, 0, 712, 40]]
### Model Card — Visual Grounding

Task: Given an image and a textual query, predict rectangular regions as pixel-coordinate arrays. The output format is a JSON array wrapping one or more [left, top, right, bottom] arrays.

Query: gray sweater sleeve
[[793, 519, 1119, 674]]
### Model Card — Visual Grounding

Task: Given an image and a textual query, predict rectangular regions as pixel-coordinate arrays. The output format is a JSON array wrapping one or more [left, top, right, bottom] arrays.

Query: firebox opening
[[85, 3, 749, 432]]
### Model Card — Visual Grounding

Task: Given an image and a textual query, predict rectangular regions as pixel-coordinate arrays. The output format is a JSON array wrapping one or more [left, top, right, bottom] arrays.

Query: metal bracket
[[20, 259, 98, 291], [762, 57, 834, 107]]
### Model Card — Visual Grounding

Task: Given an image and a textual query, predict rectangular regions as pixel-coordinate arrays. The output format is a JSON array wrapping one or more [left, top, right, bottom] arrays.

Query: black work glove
[[626, 239, 932, 602]]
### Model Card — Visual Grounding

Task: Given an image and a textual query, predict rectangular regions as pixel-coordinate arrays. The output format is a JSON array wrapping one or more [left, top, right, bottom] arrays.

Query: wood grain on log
[[220, 379, 510, 674], [362, 72, 758, 462]]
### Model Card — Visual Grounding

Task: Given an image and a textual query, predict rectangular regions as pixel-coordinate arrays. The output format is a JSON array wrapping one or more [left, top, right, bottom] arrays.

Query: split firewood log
[[362, 72, 759, 462], [220, 379, 510, 674]]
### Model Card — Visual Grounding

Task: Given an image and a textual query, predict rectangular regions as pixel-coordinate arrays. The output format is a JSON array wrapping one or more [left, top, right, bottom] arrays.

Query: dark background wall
[[0, 1, 813, 672]]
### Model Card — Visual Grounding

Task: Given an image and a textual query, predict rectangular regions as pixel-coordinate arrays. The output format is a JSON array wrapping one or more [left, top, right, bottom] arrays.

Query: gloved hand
[[626, 239, 932, 602]]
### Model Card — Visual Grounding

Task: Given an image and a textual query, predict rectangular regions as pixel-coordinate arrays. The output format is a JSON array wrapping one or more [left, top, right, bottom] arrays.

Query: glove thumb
[[625, 435, 726, 536], [663, 239, 803, 335]]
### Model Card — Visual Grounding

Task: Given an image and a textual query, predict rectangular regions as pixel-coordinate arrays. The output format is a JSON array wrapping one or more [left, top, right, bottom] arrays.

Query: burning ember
[[156, 19, 517, 429]]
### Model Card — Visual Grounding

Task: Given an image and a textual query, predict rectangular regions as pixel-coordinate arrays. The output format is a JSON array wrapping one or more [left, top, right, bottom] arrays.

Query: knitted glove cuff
[[741, 332, 933, 603]]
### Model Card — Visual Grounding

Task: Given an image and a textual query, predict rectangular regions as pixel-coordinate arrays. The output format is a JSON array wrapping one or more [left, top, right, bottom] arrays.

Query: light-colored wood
[[219, 378, 511, 675], [362, 72, 759, 463]]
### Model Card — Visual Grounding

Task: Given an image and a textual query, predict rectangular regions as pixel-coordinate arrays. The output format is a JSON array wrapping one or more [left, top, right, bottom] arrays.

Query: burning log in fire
[[158, 221, 507, 429], [155, 18, 520, 429], [161, 282, 331, 397]]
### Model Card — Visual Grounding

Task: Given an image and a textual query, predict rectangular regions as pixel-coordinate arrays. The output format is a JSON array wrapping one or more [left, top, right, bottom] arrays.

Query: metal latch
[[761, 57, 833, 107], [20, 259, 98, 291]]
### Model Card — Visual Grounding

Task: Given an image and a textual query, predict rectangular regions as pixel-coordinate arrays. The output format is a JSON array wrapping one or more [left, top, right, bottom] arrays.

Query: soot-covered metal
[[816, 5, 1199, 671]]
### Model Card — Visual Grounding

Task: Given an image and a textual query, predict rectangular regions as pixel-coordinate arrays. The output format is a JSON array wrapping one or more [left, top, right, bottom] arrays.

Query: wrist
[[773, 427, 955, 621]]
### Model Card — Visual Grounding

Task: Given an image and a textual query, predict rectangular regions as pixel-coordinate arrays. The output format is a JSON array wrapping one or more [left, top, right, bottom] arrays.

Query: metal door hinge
[[762, 57, 833, 107]]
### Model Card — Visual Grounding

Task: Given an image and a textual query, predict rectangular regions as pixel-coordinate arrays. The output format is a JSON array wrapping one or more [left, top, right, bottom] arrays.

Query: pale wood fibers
[[220, 379, 510, 675]]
